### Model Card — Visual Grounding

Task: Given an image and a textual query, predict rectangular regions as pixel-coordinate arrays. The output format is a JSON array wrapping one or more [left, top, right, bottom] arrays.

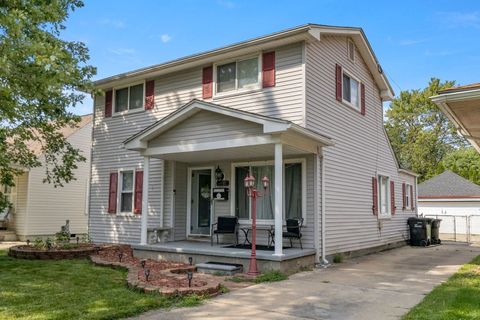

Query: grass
[[254, 270, 288, 283], [403, 255, 480, 320], [0, 250, 202, 320]]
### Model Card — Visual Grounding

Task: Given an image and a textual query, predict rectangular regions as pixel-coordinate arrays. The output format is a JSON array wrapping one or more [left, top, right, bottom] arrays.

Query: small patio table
[[240, 225, 275, 248]]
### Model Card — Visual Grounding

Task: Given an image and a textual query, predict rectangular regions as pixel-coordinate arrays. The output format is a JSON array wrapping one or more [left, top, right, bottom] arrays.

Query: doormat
[[223, 244, 288, 251]]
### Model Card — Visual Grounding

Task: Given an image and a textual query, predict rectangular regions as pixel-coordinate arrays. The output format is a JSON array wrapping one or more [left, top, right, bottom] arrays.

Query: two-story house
[[89, 24, 418, 272]]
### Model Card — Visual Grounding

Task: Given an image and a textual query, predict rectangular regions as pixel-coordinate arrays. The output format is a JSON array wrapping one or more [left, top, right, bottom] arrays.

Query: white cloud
[[436, 11, 480, 29], [108, 48, 136, 55], [399, 39, 427, 46], [98, 18, 126, 29], [217, 0, 235, 8], [160, 34, 172, 43]]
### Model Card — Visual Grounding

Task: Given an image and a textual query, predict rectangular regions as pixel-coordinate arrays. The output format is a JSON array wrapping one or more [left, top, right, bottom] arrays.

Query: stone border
[[8, 245, 96, 260], [89, 255, 222, 297]]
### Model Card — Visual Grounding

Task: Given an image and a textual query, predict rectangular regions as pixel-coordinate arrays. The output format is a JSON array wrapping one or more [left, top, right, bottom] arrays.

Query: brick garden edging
[[8, 245, 96, 260], [89, 255, 222, 297]]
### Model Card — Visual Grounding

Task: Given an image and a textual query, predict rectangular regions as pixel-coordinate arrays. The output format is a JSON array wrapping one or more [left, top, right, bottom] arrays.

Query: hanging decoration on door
[[200, 185, 211, 200]]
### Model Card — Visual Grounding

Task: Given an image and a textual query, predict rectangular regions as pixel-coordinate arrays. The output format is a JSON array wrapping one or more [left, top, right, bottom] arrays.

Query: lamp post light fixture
[[244, 173, 270, 276], [188, 256, 193, 266], [76, 236, 80, 245], [144, 268, 151, 282], [187, 271, 193, 287], [26, 239, 30, 246], [118, 252, 124, 263], [141, 259, 146, 269]]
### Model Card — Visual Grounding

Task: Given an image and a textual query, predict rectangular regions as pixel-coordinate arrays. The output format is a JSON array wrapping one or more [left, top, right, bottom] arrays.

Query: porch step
[[0, 230, 17, 241], [196, 261, 243, 275]]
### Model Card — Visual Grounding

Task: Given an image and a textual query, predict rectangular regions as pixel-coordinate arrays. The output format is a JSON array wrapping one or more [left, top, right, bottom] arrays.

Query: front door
[[189, 169, 212, 236]]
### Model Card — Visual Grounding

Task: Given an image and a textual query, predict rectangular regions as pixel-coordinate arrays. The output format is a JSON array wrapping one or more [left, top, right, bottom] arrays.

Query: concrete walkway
[[129, 244, 480, 320]]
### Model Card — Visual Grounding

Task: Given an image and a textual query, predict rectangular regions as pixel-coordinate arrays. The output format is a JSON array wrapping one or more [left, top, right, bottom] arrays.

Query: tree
[[385, 78, 467, 182], [438, 148, 480, 185], [0, 0, 96, 210]]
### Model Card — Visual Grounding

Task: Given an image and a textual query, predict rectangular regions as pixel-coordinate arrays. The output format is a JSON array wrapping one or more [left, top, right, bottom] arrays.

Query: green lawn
[[403, 255, 480, 320], [0, 250, 201, 320]]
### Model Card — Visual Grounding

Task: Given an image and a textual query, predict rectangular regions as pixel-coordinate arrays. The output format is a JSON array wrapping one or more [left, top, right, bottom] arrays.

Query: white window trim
[[186, 166, 215, 237], [347, 39, 355, 62], [213, 53, 262, 98], [405, 183, 411, 210], [112, 80, 146, 116], [230, 158, 307, 225], [341, 69, 361, 112], [377, 173, 391, 219], [117, 169, 136, 216]]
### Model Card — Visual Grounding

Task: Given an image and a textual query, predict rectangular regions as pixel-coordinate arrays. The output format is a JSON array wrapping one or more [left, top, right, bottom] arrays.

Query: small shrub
[[45, 238, 54, 250], [333, 253, 344, 263], [254, 270, 288, 283], [80, 234, 91, 244], [33, 238, 45, 249], [218, 284, 230, 294]]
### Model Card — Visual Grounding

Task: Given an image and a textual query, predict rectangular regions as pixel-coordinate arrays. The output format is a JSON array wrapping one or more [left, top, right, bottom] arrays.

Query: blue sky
[[64, 0, 480, 115]]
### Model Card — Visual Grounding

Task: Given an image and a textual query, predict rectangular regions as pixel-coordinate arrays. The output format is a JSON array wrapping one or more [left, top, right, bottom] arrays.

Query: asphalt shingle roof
[[418, 170, 480, 198]]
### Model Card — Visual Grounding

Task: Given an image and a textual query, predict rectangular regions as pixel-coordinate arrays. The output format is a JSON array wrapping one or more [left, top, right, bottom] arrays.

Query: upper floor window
[[216, 56, 260, 94], [342, 72, 360, 110], [378, 175, 390, 216], [114, 83, 144, 113]]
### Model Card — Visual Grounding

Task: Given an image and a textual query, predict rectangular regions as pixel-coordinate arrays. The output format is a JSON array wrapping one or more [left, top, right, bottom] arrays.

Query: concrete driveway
[[130, 244, 480, 320]]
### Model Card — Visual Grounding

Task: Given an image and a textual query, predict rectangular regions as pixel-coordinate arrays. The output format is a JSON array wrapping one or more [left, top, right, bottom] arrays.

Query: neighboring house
[[418, 170, 480, 235], [89, 24, 418, 271], [0, 115, 92, 241]]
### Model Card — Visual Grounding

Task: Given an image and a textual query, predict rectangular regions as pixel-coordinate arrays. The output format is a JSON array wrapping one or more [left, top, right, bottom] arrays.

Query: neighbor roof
[[439, 83, 480, 94], [93, 23, 394, 100], [418, 170, 480, 199]]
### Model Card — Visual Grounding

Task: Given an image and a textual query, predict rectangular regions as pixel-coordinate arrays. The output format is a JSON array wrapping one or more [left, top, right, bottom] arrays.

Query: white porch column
[[274, 143, 283, 256], [140, 156, 150, 245]]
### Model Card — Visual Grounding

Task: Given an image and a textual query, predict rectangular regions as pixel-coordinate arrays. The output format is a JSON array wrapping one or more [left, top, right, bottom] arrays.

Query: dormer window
[[114, 83, 144, 113], [215, 56, 260, 94], [347, 39, 355, 61]]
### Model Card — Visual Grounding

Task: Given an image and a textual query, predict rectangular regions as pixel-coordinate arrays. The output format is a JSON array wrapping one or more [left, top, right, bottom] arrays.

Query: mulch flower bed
[[8, 244, 97, 260], [90, 245, 221, 297]]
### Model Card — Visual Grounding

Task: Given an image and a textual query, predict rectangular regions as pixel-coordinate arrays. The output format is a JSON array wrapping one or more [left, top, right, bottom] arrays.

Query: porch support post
[[140, 156, 150, 245], [274, 143, 283, 256]]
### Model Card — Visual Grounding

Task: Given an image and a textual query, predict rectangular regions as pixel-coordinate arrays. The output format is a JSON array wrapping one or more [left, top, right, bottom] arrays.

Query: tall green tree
[[0, 0, 96, 210], [438, 147, 480, 185], [385, 78, 467, 182]]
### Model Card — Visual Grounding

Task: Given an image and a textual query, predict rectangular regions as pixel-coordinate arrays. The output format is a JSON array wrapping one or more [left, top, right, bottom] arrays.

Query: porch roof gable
[[123, 99, 334, 152]]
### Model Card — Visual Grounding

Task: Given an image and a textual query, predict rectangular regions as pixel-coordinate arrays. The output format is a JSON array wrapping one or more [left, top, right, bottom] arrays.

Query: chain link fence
[[424, 214, 480, 244]]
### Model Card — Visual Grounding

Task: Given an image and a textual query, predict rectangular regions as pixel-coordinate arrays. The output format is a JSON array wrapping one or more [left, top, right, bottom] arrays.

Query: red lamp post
[[244, 173, 270, 276]]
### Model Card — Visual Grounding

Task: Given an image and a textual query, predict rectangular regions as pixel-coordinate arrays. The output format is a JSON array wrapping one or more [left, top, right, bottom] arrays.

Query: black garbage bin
[[407, 217, 432, 247], [431, 219, 442, 244]]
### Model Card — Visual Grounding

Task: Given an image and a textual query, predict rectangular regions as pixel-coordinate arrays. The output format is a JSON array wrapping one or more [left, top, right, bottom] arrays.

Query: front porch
[[132, 240, 316, 273], [123, 100, 333, 271]]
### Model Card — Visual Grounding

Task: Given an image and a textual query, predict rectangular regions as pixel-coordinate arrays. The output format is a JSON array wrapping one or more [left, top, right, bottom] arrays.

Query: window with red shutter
[[390, 181, 395, 215], [410, 186, 414, 210], [372, 176, 378, 215], [202, 66, 213, 99], [105, 90, 113, 118], [145, 80, 155, 110], [108, 172, 118, 213], [262, 51, 275, 88], [134, 171, 143, 214], [402, 183, 406, 209]]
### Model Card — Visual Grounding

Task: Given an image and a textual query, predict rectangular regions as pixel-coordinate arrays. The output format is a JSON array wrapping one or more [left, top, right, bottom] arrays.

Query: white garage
[[418, 170, 480, 238]]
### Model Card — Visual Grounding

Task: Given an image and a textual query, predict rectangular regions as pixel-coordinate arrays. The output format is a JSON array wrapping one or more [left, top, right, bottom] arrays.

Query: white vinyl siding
[[305, 35, 416, 255]]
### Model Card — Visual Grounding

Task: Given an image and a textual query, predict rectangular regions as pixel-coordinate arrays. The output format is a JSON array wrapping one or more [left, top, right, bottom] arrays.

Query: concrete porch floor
[[128, 243, 480, 320], [132, 241, 316, 273]]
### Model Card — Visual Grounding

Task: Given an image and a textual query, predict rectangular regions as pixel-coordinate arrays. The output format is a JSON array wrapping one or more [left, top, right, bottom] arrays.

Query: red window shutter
[[335, 64, 342, 102], [372, 177, 378, 215], [105, 90, 113, 118], [410, 186, 414, 210], [134, 171, 143, 215], [360, 83, 366, 115], [262, 51, 276, 88], [108, 172, 118, 214], [145, 80, 155, 110], [402, 183, 406, 209], [202, 66, 213, 99], [390, 181, 396, 215]]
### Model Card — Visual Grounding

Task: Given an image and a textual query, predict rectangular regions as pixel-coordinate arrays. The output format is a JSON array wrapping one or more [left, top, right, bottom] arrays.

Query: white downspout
[[320, 148, 329, 266]]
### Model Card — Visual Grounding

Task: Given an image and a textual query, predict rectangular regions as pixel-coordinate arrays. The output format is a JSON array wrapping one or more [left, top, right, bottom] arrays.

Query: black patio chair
[[283, 218, 304, 249], [211, 216, 238, 246]]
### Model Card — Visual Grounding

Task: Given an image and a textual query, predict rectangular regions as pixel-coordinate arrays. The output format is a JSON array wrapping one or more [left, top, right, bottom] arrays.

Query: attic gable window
[[347, 39, 355, 61], [215, 56, 260, 94], [114, 83, 144, 113], [342, 72, 360, 110]]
